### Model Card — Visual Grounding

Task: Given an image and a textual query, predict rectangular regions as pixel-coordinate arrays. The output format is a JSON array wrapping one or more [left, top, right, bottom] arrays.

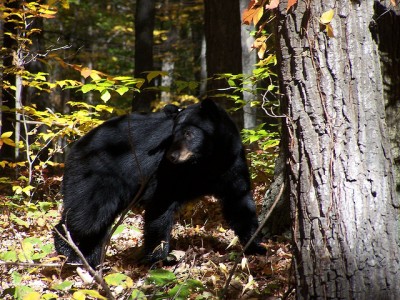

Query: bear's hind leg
[[54, 189, 124, 268]]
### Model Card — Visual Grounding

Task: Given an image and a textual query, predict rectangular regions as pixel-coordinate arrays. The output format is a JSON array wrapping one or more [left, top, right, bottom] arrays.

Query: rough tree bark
[[276, 0, 400, 298]]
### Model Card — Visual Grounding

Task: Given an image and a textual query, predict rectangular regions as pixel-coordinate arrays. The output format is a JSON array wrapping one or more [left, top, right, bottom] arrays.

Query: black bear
[[54, 104, 179, 267], [54, 99, 265, 268]]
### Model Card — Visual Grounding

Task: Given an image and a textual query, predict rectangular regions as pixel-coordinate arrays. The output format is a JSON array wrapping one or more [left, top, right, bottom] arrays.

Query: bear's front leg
[[142, 200, 180, 263]]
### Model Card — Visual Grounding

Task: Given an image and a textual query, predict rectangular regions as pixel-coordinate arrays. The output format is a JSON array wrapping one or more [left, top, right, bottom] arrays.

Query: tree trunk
[[240, 0, 257, 129], [1, 1, 18, 161], [133, 0, 156, 112], [204, 0, 243, 127], [276, 0, 400, 298], [372, 1, 400, 200]]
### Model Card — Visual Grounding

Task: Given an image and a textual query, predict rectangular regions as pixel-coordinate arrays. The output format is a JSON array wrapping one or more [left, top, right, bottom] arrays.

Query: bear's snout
[[167, 147, 193, 164]]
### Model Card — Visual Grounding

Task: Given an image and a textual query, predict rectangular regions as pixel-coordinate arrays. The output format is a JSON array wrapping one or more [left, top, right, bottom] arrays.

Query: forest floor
[[0, 181, 293, 299]]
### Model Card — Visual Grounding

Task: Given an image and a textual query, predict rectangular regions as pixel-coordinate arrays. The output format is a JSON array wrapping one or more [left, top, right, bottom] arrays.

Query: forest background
[[1, 0, 400, 299]]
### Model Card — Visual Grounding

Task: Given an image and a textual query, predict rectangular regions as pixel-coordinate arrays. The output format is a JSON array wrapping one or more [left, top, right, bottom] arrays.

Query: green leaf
[[14, 285, 35, 300], [52, 280, 74, 291], [168, 284, 190, 300], [116, 86, 129, 95], [147, 269, 176, 286], [129, 289, 147, 300], [38, 201, 53, 212], [104, 273, 132, 287], [1, 250, 17, 262], [10, 213, 29, 228], [81, 84, 96, 93], [113, 224, 126, 236], [12, 271, 22, 285]]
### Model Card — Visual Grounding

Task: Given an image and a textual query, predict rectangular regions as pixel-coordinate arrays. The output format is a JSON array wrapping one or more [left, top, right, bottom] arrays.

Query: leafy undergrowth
[[0, 182, 293, 300]]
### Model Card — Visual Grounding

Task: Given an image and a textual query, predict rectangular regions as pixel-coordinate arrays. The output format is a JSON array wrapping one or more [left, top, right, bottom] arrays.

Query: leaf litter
[[0, 181, 294, 299]]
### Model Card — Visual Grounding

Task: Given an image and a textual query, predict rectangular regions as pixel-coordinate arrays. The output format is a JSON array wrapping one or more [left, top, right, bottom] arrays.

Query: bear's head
[[166, 99, 223, 164]]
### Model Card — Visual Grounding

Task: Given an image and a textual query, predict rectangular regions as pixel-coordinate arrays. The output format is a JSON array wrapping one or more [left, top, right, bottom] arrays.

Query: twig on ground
[[53, 225, 115, 300]]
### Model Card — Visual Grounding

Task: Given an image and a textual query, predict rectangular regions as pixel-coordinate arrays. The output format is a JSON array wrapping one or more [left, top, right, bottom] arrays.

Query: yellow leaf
[[22, 185, 34, 196], [258, 42, 267, 59], [218, 226, 226, 233], [23, 291, 41, 300], [1, 131, 13, 138], [73, 291, 85, 300], [320, 9, 334, 25], [90, 71, 102, 81], [241, 257, 248, 270], [37, 217, 46, 227], [219, 263, 228, 274], [253, 6, 264, 25], [242, 275, 255, 296], [61, 0, 70, 9], [2, 138, 16, 147], [101, 90, 111, 102], [146, 71, 167, 82], [226, 236, 239, 249]]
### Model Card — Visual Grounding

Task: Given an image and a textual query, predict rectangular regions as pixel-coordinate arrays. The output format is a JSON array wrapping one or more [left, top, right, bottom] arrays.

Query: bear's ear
[[163, 104, 181, 118], [200, 98, 218, 112]]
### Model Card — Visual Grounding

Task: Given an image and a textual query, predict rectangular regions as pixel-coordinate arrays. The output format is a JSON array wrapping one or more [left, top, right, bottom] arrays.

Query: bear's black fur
[[54, 99, 265, 267], [54, 105, 179, 267]]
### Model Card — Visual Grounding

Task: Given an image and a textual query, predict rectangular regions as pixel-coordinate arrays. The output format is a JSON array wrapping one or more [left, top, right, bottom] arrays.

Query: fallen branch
[[0, 261, 61, 267]]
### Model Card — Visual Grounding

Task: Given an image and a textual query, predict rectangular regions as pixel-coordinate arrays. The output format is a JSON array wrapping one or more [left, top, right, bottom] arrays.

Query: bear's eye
[[184, 130, 193, 140]]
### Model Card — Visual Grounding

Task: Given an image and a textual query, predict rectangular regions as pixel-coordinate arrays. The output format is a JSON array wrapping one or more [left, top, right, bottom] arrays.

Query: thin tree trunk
[[276, 0, 400, 298], [133, 0, 156, 112], [1, 1, 18, 161], [204, 0, 243, 127], [240, 0, 257, 129]]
